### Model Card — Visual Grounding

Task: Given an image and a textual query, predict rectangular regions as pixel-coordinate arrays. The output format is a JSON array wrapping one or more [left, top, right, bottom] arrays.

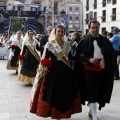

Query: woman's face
[[55, 27, 65, 40], [28, 32, 34, 39], [17, 32, 21, 37]]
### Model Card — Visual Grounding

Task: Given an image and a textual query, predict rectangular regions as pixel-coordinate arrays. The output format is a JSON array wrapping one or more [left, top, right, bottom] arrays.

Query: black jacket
[[40, 34, 49, 55], [76, 34, 114, 110]]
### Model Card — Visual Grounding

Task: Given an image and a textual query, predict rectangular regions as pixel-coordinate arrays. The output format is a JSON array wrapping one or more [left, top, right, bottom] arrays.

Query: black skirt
[[42, 60, 78, 113], [20, 50, 39, 77], [10, 47, 21, 67]]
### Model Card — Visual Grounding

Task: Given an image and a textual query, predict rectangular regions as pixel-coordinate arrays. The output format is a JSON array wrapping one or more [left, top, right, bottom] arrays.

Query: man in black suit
[[40, 26, 52, 56]]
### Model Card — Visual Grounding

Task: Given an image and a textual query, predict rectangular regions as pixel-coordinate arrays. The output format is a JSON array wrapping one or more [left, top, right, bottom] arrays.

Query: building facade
[[38, 0, 83, 33], [0, 0, 83, 33], [66, 0, 82, 33], [82, 0, 120, 34]]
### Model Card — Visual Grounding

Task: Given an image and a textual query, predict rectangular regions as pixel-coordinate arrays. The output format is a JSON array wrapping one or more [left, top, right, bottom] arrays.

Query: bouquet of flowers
[[37, 58, 52, 84], [0, 42, 2, 47], [40, 58, 52, 67], [18, 55, 25, 59], [10, 44, 16, 48], [18, 55, 25, 64]]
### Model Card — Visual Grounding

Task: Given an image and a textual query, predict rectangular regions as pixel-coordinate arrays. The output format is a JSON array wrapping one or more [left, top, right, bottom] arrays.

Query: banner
[[60, 14, 69, 35], [12, 17, 23, 32]]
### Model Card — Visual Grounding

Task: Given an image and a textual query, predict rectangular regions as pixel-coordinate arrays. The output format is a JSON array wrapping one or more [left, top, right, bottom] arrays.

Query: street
[[0, 59, 120, 120]]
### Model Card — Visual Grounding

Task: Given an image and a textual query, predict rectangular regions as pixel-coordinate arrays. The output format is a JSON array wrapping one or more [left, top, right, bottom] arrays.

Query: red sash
[[84, 59, 103, 71]]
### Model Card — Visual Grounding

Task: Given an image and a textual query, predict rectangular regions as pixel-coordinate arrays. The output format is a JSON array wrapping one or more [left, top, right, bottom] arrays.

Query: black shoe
[[88, 112, 92, 118], [114, 76, 119, 80]]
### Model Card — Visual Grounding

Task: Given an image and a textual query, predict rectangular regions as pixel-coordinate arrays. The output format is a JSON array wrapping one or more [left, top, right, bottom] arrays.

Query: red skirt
[[30, 78, 82, 119]]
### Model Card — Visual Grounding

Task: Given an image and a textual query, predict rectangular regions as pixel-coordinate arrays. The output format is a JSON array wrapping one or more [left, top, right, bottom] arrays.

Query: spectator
[[102, 31, 108, 38], [40, 26, 53, 56], [110, 27, 120, 80]]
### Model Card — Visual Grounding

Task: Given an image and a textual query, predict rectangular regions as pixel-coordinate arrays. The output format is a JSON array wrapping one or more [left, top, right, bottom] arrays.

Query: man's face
[[47, 27, 52, 35], [112, 30, 116, 35], [89, 23, 100, 37]]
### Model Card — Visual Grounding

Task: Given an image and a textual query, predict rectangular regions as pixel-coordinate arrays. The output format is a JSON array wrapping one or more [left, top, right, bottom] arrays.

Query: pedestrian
[[70, 32, 81, 56], [69, 32, 84, 101], [30, 25, 82, 119], [6, 31, 23, 74], [102, 30, 108, 38], [76, 20, 114, 120], [40, 26, 53, 56], [110, 27, 120, 80], [17, 30, 40, 83], [107, 32, 113, 40]]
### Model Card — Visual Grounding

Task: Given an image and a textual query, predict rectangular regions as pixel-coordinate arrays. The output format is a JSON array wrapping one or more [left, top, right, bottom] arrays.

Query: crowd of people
[[0, 20, 119, 120]]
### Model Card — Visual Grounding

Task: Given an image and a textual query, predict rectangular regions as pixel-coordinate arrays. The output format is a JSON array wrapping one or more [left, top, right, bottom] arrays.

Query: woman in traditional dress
[[6, 31, 23, 73], [30, 25, 82, 120], [0, 34, 8, 60], [17, 30, 40, 83]]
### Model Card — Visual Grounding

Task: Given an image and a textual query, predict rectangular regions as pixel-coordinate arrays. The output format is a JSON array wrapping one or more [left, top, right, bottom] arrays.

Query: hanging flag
[[60, 14, 69, 35], [12, 17, 23, 32]]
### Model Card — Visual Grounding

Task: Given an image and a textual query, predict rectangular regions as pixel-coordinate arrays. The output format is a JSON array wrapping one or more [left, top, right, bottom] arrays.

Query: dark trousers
[[84, 70, 104, 103], [113, 52, 119, 78]]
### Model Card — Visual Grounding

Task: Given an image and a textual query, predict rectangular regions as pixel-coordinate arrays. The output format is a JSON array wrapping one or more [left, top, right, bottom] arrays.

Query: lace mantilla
[[24, 39, 38, 49], [43, 40, 70, 60]]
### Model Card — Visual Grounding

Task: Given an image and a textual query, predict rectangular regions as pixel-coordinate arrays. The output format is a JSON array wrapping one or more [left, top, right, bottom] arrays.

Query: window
[[102, 0, 106, 7], [93, 0, 97, 9], [89, 11, 93, 21], [76, 7, 79, 11], [76, 16, 79, 20], [85, 13, 89, 24], [102, 27, 106, 34], [112, 0, 117, 4], [111, 8, 116, 21], [69, 7, 72, 11], [86, 0, 89, 11], [54, 3, 58, 14], [107, 0, 111, 3], [94, 12, 97, 20], [102, 10, 106, 22], [69, 16, 72, 20]]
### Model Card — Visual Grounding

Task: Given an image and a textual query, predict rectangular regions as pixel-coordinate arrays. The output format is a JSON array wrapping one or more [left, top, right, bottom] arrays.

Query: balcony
[[85, 19, 89, 24], [111, 14, 116, 21], [102, 1, 106, 7], [93, 4, 97, 9], [112, 0, 116, 4], [86, 6, 89, 11], [101, 16, 106, 22]]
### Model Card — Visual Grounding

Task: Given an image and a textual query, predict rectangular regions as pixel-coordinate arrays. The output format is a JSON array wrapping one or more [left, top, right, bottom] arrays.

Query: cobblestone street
[[0, 60, 120, 120]]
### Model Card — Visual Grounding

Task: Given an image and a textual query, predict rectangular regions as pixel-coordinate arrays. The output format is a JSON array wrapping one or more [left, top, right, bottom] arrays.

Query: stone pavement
[[0, 60, 120, 120]]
